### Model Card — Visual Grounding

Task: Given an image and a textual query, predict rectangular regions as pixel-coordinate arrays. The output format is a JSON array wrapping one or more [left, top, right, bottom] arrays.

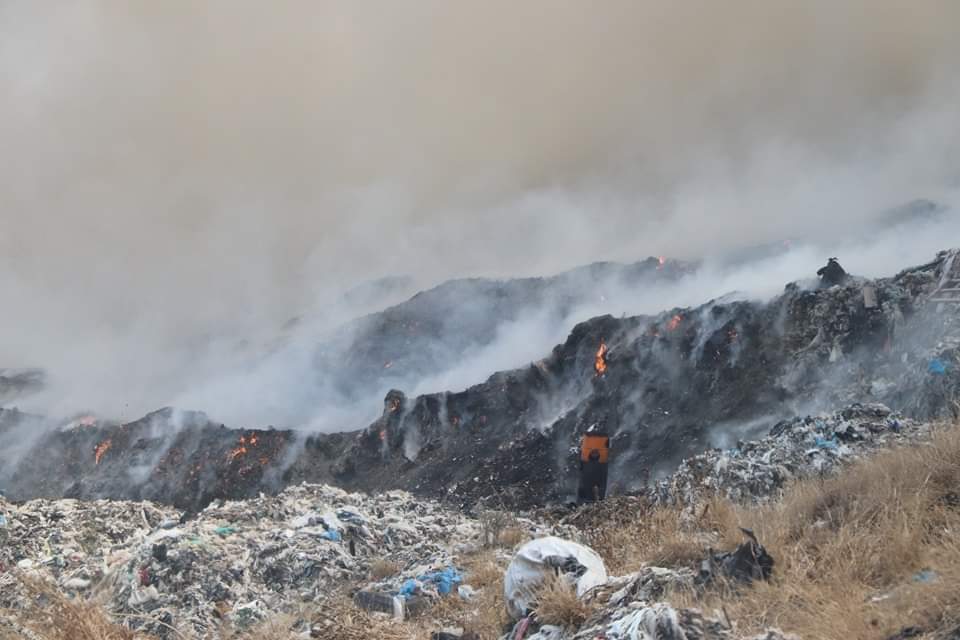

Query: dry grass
[[369, 558, 403, 580], [586, 426, 960, 639], [586, 495, 742, 575], [309, 598, 431, 640], [479, 510, 528, 549], [1, 577, 156, 640], [531, 574, 596, 629], [497, 526, 527, 549]]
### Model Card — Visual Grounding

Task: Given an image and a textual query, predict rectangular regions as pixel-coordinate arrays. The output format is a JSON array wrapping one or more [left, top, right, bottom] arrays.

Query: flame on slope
[[94, 440, 112, 465], [227, 434, 257, 461], [594, 340, 608, 376], [667, 314, 683, 331]]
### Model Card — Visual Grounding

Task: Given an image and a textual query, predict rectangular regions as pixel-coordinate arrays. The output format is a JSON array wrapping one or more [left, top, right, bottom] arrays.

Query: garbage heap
[[0, 484, 548, 637], [500, 538, 788, 640], [648, 402, 931, 506]]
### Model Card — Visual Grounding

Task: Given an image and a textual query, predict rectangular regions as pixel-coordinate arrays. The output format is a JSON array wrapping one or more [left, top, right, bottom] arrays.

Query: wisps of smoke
[[1, 1, 959, 427]]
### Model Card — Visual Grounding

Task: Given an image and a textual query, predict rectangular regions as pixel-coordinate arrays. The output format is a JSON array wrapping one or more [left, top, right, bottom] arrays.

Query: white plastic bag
[[503, 536, 607, 620]]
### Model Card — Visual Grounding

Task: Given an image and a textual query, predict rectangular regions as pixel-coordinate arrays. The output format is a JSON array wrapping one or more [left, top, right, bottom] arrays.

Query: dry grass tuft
[[369, 558, 403, 580], [497, 525, 528, 549], [479, 510, 526, 548], [3, 577, 156, 640], [532, 574, 595, 629], [310, 598, 430, 640]]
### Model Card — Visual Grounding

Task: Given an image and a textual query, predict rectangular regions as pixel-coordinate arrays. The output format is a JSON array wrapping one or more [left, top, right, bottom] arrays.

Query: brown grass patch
[[532, 574, 596, 628], [587, 426, 960, 639], [369, 558, 403, 580], [310, 598, 430, 640], [480, 510, 526, 548], [2, 577, 158, 640]]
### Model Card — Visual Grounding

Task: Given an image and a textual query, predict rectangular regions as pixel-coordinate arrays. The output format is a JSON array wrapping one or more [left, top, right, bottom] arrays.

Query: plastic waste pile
[[502, 564, 797, 640], [648, 403, 930, 505], [0, 483, 496, 637]]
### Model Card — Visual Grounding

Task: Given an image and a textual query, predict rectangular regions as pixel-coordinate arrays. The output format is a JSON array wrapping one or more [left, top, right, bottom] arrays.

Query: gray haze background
[[2, 1, 960, 426]]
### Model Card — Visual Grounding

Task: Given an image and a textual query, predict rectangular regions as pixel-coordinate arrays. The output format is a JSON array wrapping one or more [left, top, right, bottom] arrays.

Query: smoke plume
[[2, 1, 960, 423]]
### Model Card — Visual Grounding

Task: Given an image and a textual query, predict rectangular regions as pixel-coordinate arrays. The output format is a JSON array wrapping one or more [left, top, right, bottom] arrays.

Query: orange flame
[[667, 314, 683, 331], [94, 440, 112, 465], [594, 340, 608, 376], [378, 429, 386, 442], [227, 435, 255, 460], [657, 256, 666, 269]]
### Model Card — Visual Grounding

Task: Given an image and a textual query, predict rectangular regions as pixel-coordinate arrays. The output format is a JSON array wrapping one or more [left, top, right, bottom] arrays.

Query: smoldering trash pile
[[0, 484, 564, 638], [648, 402, 931, 506]]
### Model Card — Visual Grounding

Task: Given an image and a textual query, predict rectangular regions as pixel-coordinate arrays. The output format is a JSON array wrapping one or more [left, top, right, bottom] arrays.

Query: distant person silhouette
[[817, 258, 848, 287]]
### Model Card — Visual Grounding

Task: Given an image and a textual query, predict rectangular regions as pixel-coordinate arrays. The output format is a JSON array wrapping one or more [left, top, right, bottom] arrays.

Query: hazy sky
[[2, 1, 959, 421]]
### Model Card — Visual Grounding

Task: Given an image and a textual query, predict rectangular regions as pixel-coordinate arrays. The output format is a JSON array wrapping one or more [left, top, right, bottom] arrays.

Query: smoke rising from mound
[[1, 1, 960, 422]]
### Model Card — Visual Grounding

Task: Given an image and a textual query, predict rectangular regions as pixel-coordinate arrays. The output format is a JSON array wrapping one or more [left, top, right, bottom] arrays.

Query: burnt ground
[[310, 257, 693, 410], [4, 252, 960, 513]]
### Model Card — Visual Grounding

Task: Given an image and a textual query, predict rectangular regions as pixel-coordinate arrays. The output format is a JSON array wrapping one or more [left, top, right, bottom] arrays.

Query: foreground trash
[[0, 484, 499, 636], [502, 567, 799, 639], [699, 529, 775, 585], [504, 537, 608, 621]]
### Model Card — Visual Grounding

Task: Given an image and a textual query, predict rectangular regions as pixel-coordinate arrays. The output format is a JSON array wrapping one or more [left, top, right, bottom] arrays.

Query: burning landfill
[[2, 249, 960, 639]]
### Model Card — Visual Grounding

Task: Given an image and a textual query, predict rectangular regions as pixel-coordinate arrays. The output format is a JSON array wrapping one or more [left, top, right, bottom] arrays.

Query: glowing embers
[[667, 314, 683, 332], [227, 434, 259, 461], [594, 340, 608, 376], [94, 439, 112, 465]]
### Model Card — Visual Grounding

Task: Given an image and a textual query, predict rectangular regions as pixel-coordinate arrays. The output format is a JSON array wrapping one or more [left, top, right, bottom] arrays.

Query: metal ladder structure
[[930, 250, 960, 305]]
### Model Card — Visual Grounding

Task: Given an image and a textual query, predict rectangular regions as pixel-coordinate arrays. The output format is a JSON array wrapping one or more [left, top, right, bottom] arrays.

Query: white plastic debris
[[504, 536, 607, 620]]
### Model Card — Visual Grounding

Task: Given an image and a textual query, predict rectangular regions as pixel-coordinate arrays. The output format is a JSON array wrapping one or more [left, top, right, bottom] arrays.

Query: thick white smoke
[[2, 1, 959, 425]]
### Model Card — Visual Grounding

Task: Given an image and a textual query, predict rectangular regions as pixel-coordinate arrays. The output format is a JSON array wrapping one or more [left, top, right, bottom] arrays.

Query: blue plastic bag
[[928, 358, 948, 375], [417, 567, 462, 595], [399, 579, 419, 598], [321, 529, 342, 541], [814, 436, 838, 450]]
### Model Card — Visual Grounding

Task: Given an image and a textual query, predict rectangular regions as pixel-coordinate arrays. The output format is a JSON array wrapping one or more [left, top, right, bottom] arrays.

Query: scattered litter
[[699, 528, 774, 585], [928, 358, 948, 375], [912, 569, 938, 583]]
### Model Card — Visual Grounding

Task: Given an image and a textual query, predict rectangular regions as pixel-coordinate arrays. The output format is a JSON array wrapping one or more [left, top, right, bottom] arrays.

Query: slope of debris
[[312, 257, 693, 410], [335, 250, 960, 507], [648, 402, 932, 506], [4, 252, 960, 511]]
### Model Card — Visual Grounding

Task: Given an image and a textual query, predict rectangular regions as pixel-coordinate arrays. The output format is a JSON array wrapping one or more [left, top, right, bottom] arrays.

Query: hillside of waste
[[5, 250, 959, 513], [2, 401, 956, 639]]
